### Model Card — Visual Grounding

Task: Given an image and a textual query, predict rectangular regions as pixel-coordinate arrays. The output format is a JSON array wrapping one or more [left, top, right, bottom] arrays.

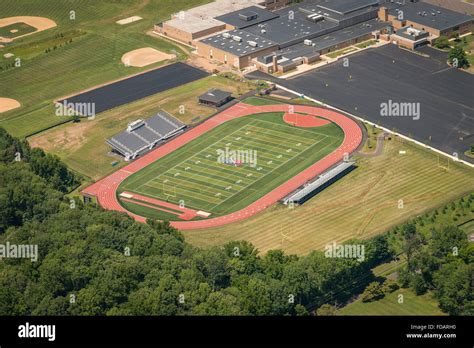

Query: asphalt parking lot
[[60, 62, 208, 115], [276, 44, 474, 163]]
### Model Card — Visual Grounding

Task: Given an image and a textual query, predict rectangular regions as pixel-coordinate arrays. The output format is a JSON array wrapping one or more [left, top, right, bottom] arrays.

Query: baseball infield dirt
[[121, 47, 176, 67], [0, 98, 21, 113]]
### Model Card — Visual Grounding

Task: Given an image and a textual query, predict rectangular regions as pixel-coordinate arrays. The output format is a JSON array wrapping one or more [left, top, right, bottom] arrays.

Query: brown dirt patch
[[29, 121, 91, 153], [0, 98, 20, 113], [121, 47, 175, 67]]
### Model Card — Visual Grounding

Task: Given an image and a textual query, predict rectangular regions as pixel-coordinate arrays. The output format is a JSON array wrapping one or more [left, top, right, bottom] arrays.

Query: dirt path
[[357, 132, 388, 157]]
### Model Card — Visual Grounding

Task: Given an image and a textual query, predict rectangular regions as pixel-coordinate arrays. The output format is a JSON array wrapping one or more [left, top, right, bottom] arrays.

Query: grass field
[[0, 0, 211, 137], [326, 47, 358, 59], [355, 39, 377, 49], [118, 112, 344, 218], [181, 113, 474, 254], [338, 288, 444, 316], [28, 75, 255, 180]]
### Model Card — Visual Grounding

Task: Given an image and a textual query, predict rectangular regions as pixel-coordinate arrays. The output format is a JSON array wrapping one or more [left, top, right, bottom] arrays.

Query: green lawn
[[118, 112, 344, 218], [0, 0, 211, 137], [456, 34, 474, 70], [242, 96, 285, 106], [355, 39, 377, 49], [326, 47, 358, 59], [338, 288, 445, 316]]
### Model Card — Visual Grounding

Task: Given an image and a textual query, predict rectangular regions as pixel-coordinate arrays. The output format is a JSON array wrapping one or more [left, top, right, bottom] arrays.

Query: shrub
[[361, 282, 384, 302]]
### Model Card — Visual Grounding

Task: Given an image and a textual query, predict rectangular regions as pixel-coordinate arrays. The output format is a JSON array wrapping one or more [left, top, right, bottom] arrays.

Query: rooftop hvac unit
[[307, 14, 324, 23], [248, 41, 258, 47], [261, 29, 266, 34], [304, 39, 313, 46], [223, 32, 231, 39], [233, 35, 242, 42], [127, 119, 144, 132]]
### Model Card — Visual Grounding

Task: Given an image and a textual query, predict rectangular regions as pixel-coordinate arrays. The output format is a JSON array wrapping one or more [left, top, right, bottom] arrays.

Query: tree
[[434, 263, 473, 315], [295, 304, 309, 316], [260, 249, 293, 279], [430, 226, 468, 259], [448, 47, 470, 68], [449, 31, 460, 40], [0, 127, 29, 163], [193, 291, 242, 315], [316, 304, 336, 316], [434, 36, 449, 49], [381, 279, 399, 294], [241, 278, 272, 315], [360, 282, 384, 302]]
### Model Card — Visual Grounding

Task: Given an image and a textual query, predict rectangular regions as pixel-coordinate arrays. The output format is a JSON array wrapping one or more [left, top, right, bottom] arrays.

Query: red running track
[[82, 103, 362, 230]]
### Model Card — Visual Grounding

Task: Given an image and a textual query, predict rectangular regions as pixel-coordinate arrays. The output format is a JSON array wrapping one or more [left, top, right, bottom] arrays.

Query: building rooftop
[[386, 1, 473, 31], [243, 0, 381, 48], [181, 0, 264, 19], [258, 43, 321, 63], [165, 17, 224, 34], [161, 0, 263, 34], [316, 0, 380, 15], [394, 25, 430, 41], [198, 89, 232, 103], [310, 18, 388, 51], [200, 29, 279, 57], [215, 6, 279, 29], [243, 4, 340, 47]]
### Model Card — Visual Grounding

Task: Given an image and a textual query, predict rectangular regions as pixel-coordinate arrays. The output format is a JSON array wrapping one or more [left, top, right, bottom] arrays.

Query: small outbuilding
[[198, 89, 232, 107]]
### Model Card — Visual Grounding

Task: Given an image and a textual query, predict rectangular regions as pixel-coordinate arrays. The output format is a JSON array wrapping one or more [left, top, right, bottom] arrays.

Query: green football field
[[118, 112, 344, 219]]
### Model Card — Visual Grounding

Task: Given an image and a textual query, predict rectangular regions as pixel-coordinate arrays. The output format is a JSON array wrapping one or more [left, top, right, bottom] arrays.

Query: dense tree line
[[0, 128, 79, 232], [0, 128, 79, 193]]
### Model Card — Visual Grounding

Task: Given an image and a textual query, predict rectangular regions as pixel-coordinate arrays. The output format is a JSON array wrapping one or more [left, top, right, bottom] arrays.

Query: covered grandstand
[[107, 111, 185, 161], [282, 161, 356, 205]]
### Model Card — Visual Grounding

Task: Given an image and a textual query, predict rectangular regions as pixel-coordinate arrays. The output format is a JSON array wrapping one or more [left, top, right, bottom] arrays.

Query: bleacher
[[282, 161, 356, 205], [107, 111, 186, 161]]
